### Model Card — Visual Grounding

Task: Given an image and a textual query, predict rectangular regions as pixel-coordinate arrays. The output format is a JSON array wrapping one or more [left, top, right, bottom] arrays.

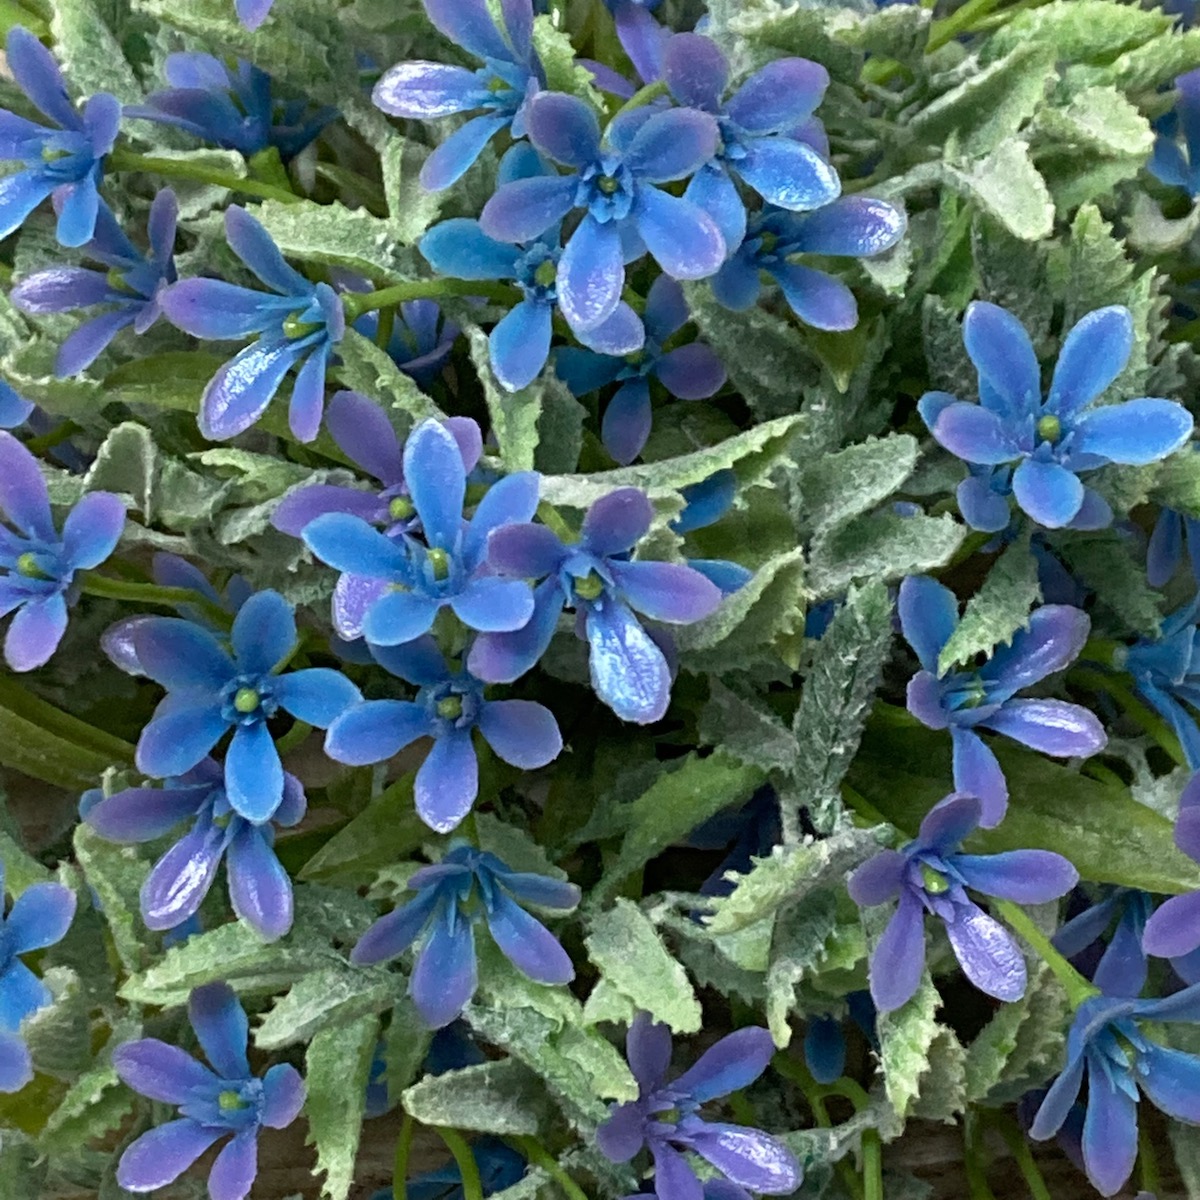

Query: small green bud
[[428, 547, 451, 580], [218, 1090, 246, 1112], [437, 695, 463, 721], [920, 864, 950, 895], [534, 259, 557, 289], [15, 552, 46, 579], [596, 175, 620, 196], [282, 313, 322, 339], [574, 572, 604, 601], [389, 496, 415, 521], [1036, 414, 1062, 444], [233, 687, 260, 714]]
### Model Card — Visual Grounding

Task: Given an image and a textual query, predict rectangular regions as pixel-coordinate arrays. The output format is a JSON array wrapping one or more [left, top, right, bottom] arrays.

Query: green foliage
[[877, 974, 942, 1121], [403, 1059, 546, 1134]]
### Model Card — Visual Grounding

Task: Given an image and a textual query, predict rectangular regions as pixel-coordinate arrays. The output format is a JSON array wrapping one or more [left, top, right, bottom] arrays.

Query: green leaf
[[1155, 448, 1200, 519], [382, 136, 445, 247], [254, 965, 400, 1050], [765, 892, 840, 1047], [793, 435, 919, 540], [982, 0, 1171, 64], [402, 1059, 546, 1135], [74, 825, 151, 975], [698, 681, 798, 776], [23, 969, 92, 1076], [305, 1013, 380, 1200], [532, 14, 604, 106], [1055, 529, 1162, 638], [468, 326, 542, 472], [876, 973, 941, 1120], [909, 1026, 967, 1124], [1032, 86, 1153, 159], [51, 0, 142, 102], [945, 141, 1055, 242], [336, 329, 437, 424], [585, 899, 702, 1034]]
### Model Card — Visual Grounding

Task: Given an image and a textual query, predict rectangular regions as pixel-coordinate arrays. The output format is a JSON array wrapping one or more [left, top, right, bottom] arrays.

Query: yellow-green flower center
[[920, 864, 950, 895], [282, 313, 322, 339], [15, 552, 46, 579], [389, 496, 415, 521], [596, 175, 620, 196], [534, 259, 557, 289], [428, 547, 450, 580], [437, 695, 463, 720], [1037, 414, 1062, 443], [233, 687, 261, 714], [218, 1089, 247, 1112], [574, 572, 604, 601]]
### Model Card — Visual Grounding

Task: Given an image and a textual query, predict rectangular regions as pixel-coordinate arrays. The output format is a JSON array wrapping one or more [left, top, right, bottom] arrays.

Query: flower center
[[1036, 414, 1062, 444], [427, 547, 451, 581], [233, 687, 261, 714], [596, 174, 620, 195], [574, 572, 605, 601], [15, 552, 49, 580], [218, 1089, 248, 1112], [534, 259, 558, 289], [920, 864, 950, 895], [282, 313, 322, 339], [437, 695, 463, 720], [389, 496, 415, 521]]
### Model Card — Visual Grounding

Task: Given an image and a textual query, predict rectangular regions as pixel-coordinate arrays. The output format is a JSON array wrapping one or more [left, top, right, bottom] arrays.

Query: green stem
[[108, 148, 303, 204], [1071, 668, 1187, 767], [0, 674, 134, 763], [862, 1129, 883, 1200], [963, 1110, 997, 1200], [536, 502, 576, 544], [511, 1137, 590, 1200], [1138, 1120, 1161, 1195], [342, 278, 514, 322], [80, 573, 231, 627], [393, 1112, 414, 1196], [841, 784, 892, 829], [436, 1128, 483, 1200], [275, 721, 312, 757], [991, 899, 1098, 1008], [1080, 638, 1123, 668], [927, 0, 1006, 52], [24, 420, 81, 456], [990, 1113, 1052, 1200], [611, 79, 668, 122]]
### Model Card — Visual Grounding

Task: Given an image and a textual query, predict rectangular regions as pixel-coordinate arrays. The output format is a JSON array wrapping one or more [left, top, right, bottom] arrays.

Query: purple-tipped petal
[[907, 671, 949, 730], [325, 700, 431, 765], [983, 604, 1090, 696], [415, 730, 479, 833], [199, 337, 306, 441], [324, 390, 403, 483], [656, 343, 725, 400], [950, 727, 1006, 828], [1143, 891, 1200, 959], [160, 278, 292, 340], [4, 594, 69, 672], [771, 261, 857, 331], [962, 302, 1041, 418], [584, 599, 671, 724], [1011, 457, 1084, 529], [596, 1102, 646, 1162], [726, 58, 830, 133], [1080, 1067, 1138, 1197], [131, 618, 234, 691], [271, 484, 382, 537], [602, 378, 652, 465], [662, 33, 728, 111], [608, 560, 722, 623], [944, 902, 1026, 1002], [957, 474, 1012, 533], [674, 1027, 774, 1102], [287, 343, 330, 443], [478, 699, 562, 768], [116, 1120, 223, 1193], [980, 698, 1106, 757], [625, 108, 720, 183], [931, 403, 1023, 465], [634, 188, 726, 280], [868, 890, 925, 1012], [952, 850, 1078, 904], [351, 888, 441, 965], [1047, 306, 1133, 419], [484, 523, 565, 579], [485, 889, 573, 984], [737, 140, 840, 212], [189, 982, 249, 1079], [0, 432, 53, 540], [1072, 399, 1193, 466], [227, 827, 293, 941], [11, 266, 114, 313], [684, 1123, 800, 1195], [651, 1143, 704, 1200], [917, 794, 982, 852], [56, 309, 138, 376], [113, 1039, 219, 1104], [85, 785, 205, 843], [372, 61, 480, 119], [141, 822, 226, 931], [411, 908, 478, 1028], [262, 1062, 306, 1128], [208, 1129, 257, 1200], [480, 175, 576, 244], [225, 206, 309, 296], [848, 849, 905, 907], [7, 28, 79, 130], [526, 92, 602, 168], [558, 216, 625, 333], [582, 488, 653, 556]]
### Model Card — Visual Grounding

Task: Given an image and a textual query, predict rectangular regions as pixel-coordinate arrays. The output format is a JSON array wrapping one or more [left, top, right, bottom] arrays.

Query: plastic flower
[[713, 199, 905, 330], [235, 0, 274, 29], [597, 1013, 801, 1200], [920, 303, 1194, 529], [0, 859, 76, 1092], [0, 27, 121, 247], [1148, 503, 1200, 586], [1054, 888, 1155, 997], [1029, 985, 1200, 1195], [84, 758, 306, 941], [848, 793, 1078, 1012], [302, 418, 538, 645], [470, 488, 723, 724], [128, 54, 335, 161], [131, 588, 361, 821], [899, 575, 1106, 826], [669, 471, 753, 595], [0, 382, 32, 429], [114, 983, 305, 1197], [159, 205, 345, 442], [354, 300, 459, 389], [557, 276, 725, 464], [1149, 69, 1200, 196], [326, 636, 562, 833], [372, 0, 542, 191], [420, 144, 644, 392], [480, 92, 725, 339], [662, 34, 839, 252], [351, 844, 579, 1028], [604, 0, 668, 85], [802, 994, 877, 1086], [0, 431, 125, 672], [12, 188, 178, 377]]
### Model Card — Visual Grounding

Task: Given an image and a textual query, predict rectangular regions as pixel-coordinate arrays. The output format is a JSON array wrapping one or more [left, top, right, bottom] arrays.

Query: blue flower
[[12, 188, 178, 377], [1054, 888, 1155, 997], [470, 487, 722, 724], [480, 92, 725, 339], [115, 983, 305, 1195], [127, 54, 335, 161], [0, 859, 76, 1092], [898, 575, 1106, 826], [921, 302, 1194, 529], [849, 793, 1078, 1012], [84, 758, 306, 941], [1148, 500, 1200, 586], [325, 636, 562, 833], [371, 1137, 527, 1200], [1149, 69, 1200, 196], [661, 34, 839, 252], [670, 471, 753, 595], [557, 276, 726, 464], [0, 27, 121, 247], [0, 383, 33, 430], [372, 0, 542, 191], [351, 844, 579, 1028], [803, 993, 876, 1085], [0, 431, 125, 672], [597, 1013, 801, 1200], [604, 0, 669, 87], [236, 0, 275, 29], [302, 418, 539, 646], [130, 588, 361, 822], [354, 299, 459, 389], [1030, 985, 1200, 1196], [160, 205, 345, 442], [713, 199, 905, 330], [420, 144, 645, 392]]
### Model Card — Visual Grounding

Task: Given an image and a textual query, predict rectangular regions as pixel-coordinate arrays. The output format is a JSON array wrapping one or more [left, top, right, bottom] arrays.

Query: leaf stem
[[108, 148, 304, 204], [393, 1112, 414, 1196], [610, 79, 668, 122], [341, 278, 515, 322], [80, 573, 231, 627], [991, 898, 1098, 1009], [436, 1128, 484, 1200], [989, 1112, 1052, 1200], [1138, 1119, 1162, 1195], [1071, 667, 1187, 768], [963, 1109, 998, 1200], [512, 1137, 591, 1200], [927, 0, 1006, 52]]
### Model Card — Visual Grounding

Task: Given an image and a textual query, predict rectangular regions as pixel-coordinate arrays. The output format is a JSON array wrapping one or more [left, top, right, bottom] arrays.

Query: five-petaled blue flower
[[128, 53, 336, 161], [1149, 68, 1200, 197], [114, 982, 305, 1198], [0, 858, 76, 1092], [848, 793, 1078, 1012], [302, 417, 538, 646], [351, 844, 579, 1029], [557, 276, 726, 464], [1029, 984, 1200, 1196], [597, 1013, 801, 1200], [713, 199, 905, 330], [920, 302, 1194, 530], [0, 27, 121, 247], [354, 299, 459, 389], [662, 34, 839, 253], [326, 636, 562, 834], [373, 0, 542, 191], [160, 205, 345, 442], [899, 575, 1107, 826], [480, 92, 725, 339], [0, 431, 125, 672], [12, 188, 178, 377], [130, 588, 361, 822], [670, 471, 753, 595], [84, 758, 306, 941], [470, 487, 722, 724]]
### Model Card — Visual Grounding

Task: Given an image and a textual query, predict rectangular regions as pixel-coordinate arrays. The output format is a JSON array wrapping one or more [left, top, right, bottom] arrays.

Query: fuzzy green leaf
[[402, 1059, 546, 1134], [877, 973, 941, 1120], [793, 435, 919, 539], [254, 965, 400, 1050], [945, 141, 1055, 242]]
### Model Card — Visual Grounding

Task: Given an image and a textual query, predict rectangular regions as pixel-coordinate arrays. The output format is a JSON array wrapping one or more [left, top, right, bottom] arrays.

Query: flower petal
[[416, 730, 479, 833], [274, 668, 360, 727], [625, 108, 720, 183], [485, 888, 573, 984], [1011, 457, 1085, 528], [113, 1038, 219, 1103], [953, 850, 1078, 904], [411, 907, 478, 1028], [983, 604, 1090, 696], [421, 113, 510, 191], [608, 560, 722, 623], [160, 278, 291, 339], [85, 784, 204, 843], [324, 389, 403, 483], [231, 589, 295, 676], [526, 91, 601, 168], [141, 821, 226, 931], [1135, 1041, 1200, 1123], [1047, 305, 1133, 419], [584, 598, 672, 724], [199, 337, 305, 441], [351, 888, 441, 965], [980, 698, 1106, 758], [848, 849, 905, 907], [962, 301, 1041, 418], [1143, 890, 1200, 959], [868, 889, 925, 1013], [116, 1120, 224, 1193], [931, 402, 1023, 465], [325, 700, 431, 765], [5, 883, 74, 954], [361, 589, 440, 646], [790, 196, 905, 257], [480, 175, 576, 245], [737, 139, 840, 212], [7, 27, 78, 129], [478, 699, 562, 768], [674, 1027, 775, 1102], [656, 343, 726, 400], [634, 188, 726, 280], [897, 575, 958, 672], [262, 1062, 306, 1128], [0, 958, 50, 1031], [4, 594, 68, 672], [726, 58, 830, 133], [945, 902, 1026, 1002], [0, 431, 52, 539], [490, 299, 552, 392], [372, 61, 480, 118], [1080, 1064, 1138, 1197], [405, 419, 466, 550], [1071, 398, 1193, 466], [950, 726, 1007, 828], [771, 261, 857, 331], [582, 488, 653, 556], [662, 32, 728, 111], [60, 491, 124, 569], [683, 1123, 801, 1195], [208, 1129, 257, 1200], [558, 216, 624, 333], [135, 701, 229, 780], [302, 512, 409, 578], [226, 721, 284, 823], [225, 205, 308, 295], [227, 826, 294, 941], [0, 1031, 32, 1092], [449, 576, 534, 633]]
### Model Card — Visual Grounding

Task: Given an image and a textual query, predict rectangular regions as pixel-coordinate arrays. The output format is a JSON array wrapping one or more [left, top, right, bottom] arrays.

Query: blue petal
[[225, 721, 284, 822], [771, 261, 857, 331], [361, 590, 440, 646], [1080, 1063, 1138, 1197], [1011, 457, 1085, 528], [950, 726, 1008, 827], [682, 1122, 800, 1195], [484, 889, 573, 984], [416, 730, 480, 833], [420, 218, 518, 280], [7, 28, 79, 129], [467, 577, 564, 683], [962, 302, 1041, 418], [804, 1016, 846, 1085], [480, 175, 576, 244], [227, 826, 294, 940], [526, 92, 602, 168], [789, 196, 905, 257], [302, 512, 409, 578], [674, 1026, 775, 1102], [423, 0, 511, 62], [136, 700, 230, 779], [208, 1129, 259, 1200], [116, 1120, 223, 1193], [287, 343, 330, 443], [404, 419, 467, 551], [684, 164, 746, 256], [0, 959, 51, 1032], [584, 598, 671, 724], [896, 575, 958, 671], [957, 473, 1011, 533], [603, 378, 652, 465], [274, 668, 360, 727], [952, 850, 1077, 904], [662, 32, 728, 111], [711, 248, 762, 311], [725, 57, 830, 134], [421, 113, 510, 191], [556, 347, 624, 396], [351, 888, 441, 965], [1047, 306, 1133, 419], [371, 61, 481, 119], [581, 487, 653, 556], [463, 472, 541, 564], [199, 337, 307, 441], [231, 589, 295, 676], [5, 883, 75, 954], [916, 794, 981, 851], [490, 299, 552, 392], [558, 215, 625, 333], [450, 576, 534, 633], [1135, 1042, 1200, 1123], [868, 889, 925, 1013], [609, 560, 721, 623], [477, 699, 562, 768], [324, 699, 431, 765], [141, 820, 226, 930], [1071, 398, 1193, 466], [225, 205, 309, 295], [60, 491, 124, 570], [160, 278, 293, 339], [736, 139, 841, 211], [411, 905, 478, 1028], [980, 698, 1106, 758], [0, 168, 55, 243], [624, 108, 720, 183], [369, 634, 451, 686], [188, 982, 250, 1080], [55, 175, 102, 248], [633, 188, 726, 280], [112, 1038, 220, 1104]]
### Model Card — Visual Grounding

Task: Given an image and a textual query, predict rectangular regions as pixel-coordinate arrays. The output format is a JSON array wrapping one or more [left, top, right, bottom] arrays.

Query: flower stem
[[927, 0, 1006, 52], [341, 278, 515, 322], [991, 898, 1098, 1009], [963, 1110, 998, 1200], [392, 1112, 414, 1195], [862, 1130, 884, 1200], [80, 573, 231, 627], [108, 147, 304, 205], [610, 79, 668, 122], [436, 1128, 483, 1200], [511, 1137, 590, 1200], [536, 502, 576, 544], [989, 1112, 1052, 1200], [1138, 1120, 1162, 1195], [1071, 667, 1187, 768]]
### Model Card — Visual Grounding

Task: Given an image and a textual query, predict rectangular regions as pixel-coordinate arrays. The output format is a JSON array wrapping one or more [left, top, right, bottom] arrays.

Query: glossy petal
[[478, 699, 562, 768], [325, 700, 430, 765], [372, 61, 479, 118], [199, 337, 306, 441], [931, 403, 1023, 465], [984, 604, 1090, 696], [485, 889, 573, 983], [0, 170, 55, 244], [116, 1120, 223, 1193], [684, 1123, 800, 1195], [737, 139, 840, 211], [405, 419, 467, 549], [1011, 457, 1084, 528], [1072, 398, 1193, 466], [225, 722, 284, 823], [962, 302, 1041, 418], [1143, 890, 1200, 959], [287, 343, 329, 443], [558, 216, 624, 333], [480, 175, 576, 244], [1081, 1067, 1138, 1197], [624, 108, 720, 183], [674, 1026, 774, 1102], [416, 730, 479, 833], [160, 278, 292, 339], [1135, 1042, 1200, 1122], [981, 698, 1106, 757], [302, 512, 408, 577], [608, 560, 721, 623], [141, 823, 225, 930], [869, 889, 925, 1012], [1047, 306, 1133, 419], [790, 196, 905, 257], [945, 902, 1026, 1002], [490, 299, 552, 392], [131, 618, 234, 691], [584, 599, 671, 723], [227, 828, 293, 941], [6, 883, 75, 953], [113, 1039, 219, 1104], [634, 188, 726, 280], [85, 785, 204, 843], [950, 726, 1007, 827]]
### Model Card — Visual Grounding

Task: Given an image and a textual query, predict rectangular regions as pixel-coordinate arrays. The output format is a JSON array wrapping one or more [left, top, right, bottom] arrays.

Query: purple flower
[[1054, 888, 1154, 997], [0, 383, 33, 429], [0, 431, 125, 672], [354, 299, 459, 389], [127, 54, 335, 161], [372, 0, 542, 192], [1148, 503, 1200, 587], [159, 205, 345, 442], [1121, 601, 1200, 768], [470, 488, 722, 724], [848, 793, 1078, 1012], [84, 758, 305, 941], [236, 0, 275, 29], [115, 983, 305, 1198], [351, 844, 579, 1028], [669, 471, 752, 595], [325, 636, 562, 833], [131, 588, 361, 822], [0, 27, 120, 247], [921, 303, 1194, 530], [480, 92, 725, 340], [301, 418, 538, 646], [898, 575, 1106, 826], [1149, 69, 1200, 196], [597, 1014, 801, 1200], [662, 34, 838, 253], [12, 188, 178, 377], [1030, 985, 1200, 1196], [0, 859, 76, 1092], [556, 276, 725, 464], [604, 0, 668, 86], [420, 144, 644, 392], [713, 199, 905, 330]]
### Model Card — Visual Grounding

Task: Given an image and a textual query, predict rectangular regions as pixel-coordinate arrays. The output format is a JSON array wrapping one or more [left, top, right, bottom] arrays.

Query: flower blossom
[[354, 299, 459, 389], [670, 471, 753, 595], [0, 383, 32, 430], [1149, 68, 1200, 197]]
